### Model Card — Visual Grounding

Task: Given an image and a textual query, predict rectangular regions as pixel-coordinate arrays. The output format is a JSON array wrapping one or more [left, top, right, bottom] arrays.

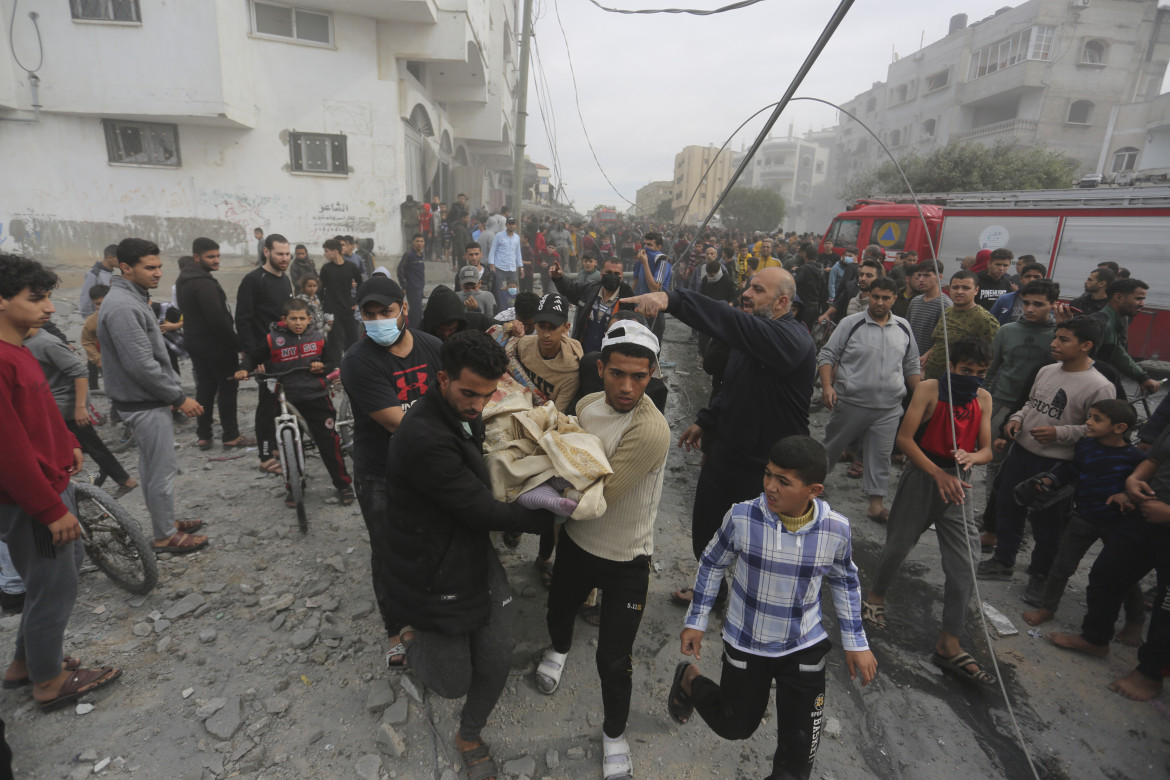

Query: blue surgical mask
[[507, 286, 518, 296], [365, 315, 403, 346]]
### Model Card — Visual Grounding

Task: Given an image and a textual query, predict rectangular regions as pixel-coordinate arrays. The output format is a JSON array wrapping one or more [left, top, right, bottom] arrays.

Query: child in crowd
[[1048, 424, 1170, 702], [863, 337, 996, 685], [1020, 399, 1146, 642], [456, 266, 497, 318], [235, 298, 354, 507], [669, 436, 876, 780], [296, 274, 333, 338], [979, 317, 1117, 606], [81, 284, 108, 392]]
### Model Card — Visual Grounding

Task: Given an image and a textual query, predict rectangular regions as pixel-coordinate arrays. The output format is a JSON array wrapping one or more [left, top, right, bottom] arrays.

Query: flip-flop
[[258, 459, 283, 475], [36, 667, 122, 712], [458, 742, 498, 780], [667, 661, 695, 724], [2, 656, 81, 689], [931, 651, 996, 687], [153, 532, 209, 555], [847, 462, 864, 479], [861, 599, 886, 631], [385, 627, 414, 670], [223, 436, 257, 449]]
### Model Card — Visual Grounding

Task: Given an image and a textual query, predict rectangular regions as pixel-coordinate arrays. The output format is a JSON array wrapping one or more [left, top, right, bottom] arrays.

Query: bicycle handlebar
[[229, 366, 323, 381]]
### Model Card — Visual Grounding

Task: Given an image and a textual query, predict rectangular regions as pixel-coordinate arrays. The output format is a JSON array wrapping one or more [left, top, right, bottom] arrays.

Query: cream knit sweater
[[567, 391, 670, 561]]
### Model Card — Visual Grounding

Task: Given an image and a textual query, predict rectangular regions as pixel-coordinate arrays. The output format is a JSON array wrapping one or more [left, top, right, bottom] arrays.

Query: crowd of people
[[0, 200, 1167, 779]]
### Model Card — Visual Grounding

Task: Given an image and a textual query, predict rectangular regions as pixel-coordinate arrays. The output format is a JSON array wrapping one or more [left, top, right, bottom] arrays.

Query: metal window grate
[[289, 132, 347, 175]]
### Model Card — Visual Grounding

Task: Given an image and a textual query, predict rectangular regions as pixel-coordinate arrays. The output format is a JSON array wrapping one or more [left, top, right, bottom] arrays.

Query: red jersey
[[917, 397, 982, 464]]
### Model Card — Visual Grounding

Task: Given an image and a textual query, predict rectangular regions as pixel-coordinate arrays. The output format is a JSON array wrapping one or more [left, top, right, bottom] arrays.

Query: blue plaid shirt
[[685, 495, 869, 657]]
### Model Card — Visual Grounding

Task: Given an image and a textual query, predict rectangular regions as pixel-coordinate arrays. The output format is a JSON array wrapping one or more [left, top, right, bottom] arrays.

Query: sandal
[[931, 650, 996, 687], [602, 734, 634, 780], [536, 557, 554, 589], [535, 648, 566, 695], [847, 461, 864, 479], [339, 486, 356, 507], [112, 482, 138, 499], [667, 661, 694, 724], [284, 492, 296, 508], [385, 627, 414, 670], [223, 436, 257, 449], [861, 599, 886, 631], [153, 532, 209, 555], [3, 656, 80, 689], [35, 666, 122, 712], [258, 459, 283, 475], [458, 742, 498, 780], [175, 519, 204, 534], [578, 604, 601, 626]]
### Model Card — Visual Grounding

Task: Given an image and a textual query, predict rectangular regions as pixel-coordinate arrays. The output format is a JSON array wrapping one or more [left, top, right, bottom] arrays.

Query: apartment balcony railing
[[953, 118, 1038, 143]]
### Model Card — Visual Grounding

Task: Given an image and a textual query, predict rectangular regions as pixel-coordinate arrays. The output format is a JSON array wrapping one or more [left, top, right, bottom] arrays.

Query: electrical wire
[[550, 0, 637, 209], [531, 40, 571, 206], [585, 0, 770, 16], [8, 0, 44, 74]]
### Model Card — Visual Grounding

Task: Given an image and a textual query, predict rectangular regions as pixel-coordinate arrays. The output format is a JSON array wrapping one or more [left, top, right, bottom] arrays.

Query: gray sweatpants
[[120, 406, 178, 541], [869, 463, 980, 637], [407, 551, 513, 742], [0, 486, 84, 683], [823, 400, 902, 498]]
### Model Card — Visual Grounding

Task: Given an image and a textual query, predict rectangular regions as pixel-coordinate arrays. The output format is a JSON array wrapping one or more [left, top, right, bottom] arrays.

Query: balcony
[[954, 118, 1038, 143]]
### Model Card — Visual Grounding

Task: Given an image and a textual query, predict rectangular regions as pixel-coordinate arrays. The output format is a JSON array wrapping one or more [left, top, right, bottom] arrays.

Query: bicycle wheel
[[105, 424, 136, 454], [279, 428, 308, 534], [73, 482, 158, 594], [335, 392, 354, 454]]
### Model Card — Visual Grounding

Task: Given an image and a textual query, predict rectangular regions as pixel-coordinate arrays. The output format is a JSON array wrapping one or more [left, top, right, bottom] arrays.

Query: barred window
[[290, 132, 347, 175], [103, 120, 180, 167]]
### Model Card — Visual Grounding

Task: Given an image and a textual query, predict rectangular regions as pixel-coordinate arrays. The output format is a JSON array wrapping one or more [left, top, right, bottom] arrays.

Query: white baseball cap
[[601, 320, 660, 359]]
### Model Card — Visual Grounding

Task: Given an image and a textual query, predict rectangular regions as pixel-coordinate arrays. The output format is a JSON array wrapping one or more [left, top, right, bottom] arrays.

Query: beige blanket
[[483, 384, 612, 520]]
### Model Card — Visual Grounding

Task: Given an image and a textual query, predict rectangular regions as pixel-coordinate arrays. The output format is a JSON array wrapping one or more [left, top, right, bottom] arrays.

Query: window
[[1111, 147, 1140, 174], [252, 1, 332, 46], [1081, 39, 1106, 64], [967, 25, 1054, 80], [103, 120, 180, 167], [925, 69, 950, 92], [922, 118, 937, 138], [895, 84, 909, 104], [889, 129, 902, 147], [815, 160, 824, 174], [71, 0, 140, 22], [1067, 100, 1093, 124], [827, 219, 861, 252], [865, 96, 877, 113], [289, 131, 347, 175]]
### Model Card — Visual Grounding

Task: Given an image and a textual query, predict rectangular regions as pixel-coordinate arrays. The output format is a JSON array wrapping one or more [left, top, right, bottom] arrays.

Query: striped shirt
[[685, 495, 869, 657]]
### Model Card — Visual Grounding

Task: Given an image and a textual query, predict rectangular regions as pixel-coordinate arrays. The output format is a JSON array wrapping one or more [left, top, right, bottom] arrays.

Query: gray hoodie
[[97, 276, 186, 411]]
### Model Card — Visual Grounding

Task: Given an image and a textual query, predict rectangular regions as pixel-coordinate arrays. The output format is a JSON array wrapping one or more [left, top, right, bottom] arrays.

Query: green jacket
[[923, 305, 1000, 379], [986, 319, 1055, 402], [1092, 305, 1148, 382]]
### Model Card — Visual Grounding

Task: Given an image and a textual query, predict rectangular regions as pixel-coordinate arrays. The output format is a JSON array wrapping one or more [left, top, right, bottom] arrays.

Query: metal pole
[[512, 0, 534, 226]]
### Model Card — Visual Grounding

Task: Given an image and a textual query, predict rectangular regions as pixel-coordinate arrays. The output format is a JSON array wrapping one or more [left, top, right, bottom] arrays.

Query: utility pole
[[511, 0, 534, 229]]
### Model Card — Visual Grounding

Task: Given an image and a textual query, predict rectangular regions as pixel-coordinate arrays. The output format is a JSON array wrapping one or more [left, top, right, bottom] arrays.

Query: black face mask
[[601, 272, 622, 292]]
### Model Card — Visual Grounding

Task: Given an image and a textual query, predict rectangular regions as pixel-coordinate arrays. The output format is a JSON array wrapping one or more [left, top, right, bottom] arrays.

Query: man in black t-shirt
[[340, 277, 443, 661], [319, 238, 363, 354], [977, 249, 1015, 310]]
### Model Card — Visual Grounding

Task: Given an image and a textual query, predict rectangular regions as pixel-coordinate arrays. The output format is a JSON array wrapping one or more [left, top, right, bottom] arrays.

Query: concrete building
[[835, 0, 1170, 180], [671, 144, 733, 224], [635, 180, 672, 220], [736, 125, 831, 233], [0, 0, 519, 266]]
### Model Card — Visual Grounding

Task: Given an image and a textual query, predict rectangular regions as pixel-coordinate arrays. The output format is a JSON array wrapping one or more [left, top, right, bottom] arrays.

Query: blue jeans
[[0, 542, 24, 595]]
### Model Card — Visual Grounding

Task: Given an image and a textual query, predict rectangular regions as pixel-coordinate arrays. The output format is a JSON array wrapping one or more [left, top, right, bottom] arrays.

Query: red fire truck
[[819, 188, 1170, 359]]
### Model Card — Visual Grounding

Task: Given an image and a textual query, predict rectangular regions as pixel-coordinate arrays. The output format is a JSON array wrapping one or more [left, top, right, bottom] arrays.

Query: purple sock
[[517, 483, 578, 517]]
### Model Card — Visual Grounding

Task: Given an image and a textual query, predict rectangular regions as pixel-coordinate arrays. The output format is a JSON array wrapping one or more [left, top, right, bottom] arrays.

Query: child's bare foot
[[1021, 608, 1054, 626], [1108, 669, 1163, 701], [1115, 621, 1144, 647], [1049, 632, 1109, 657]]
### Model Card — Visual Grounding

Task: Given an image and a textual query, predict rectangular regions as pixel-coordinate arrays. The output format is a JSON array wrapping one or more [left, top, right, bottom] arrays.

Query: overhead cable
[[585, 0, 769, 16]]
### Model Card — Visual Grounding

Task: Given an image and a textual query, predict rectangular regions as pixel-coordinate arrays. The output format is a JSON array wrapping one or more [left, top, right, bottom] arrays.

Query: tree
[[654, 198, 674, 222], [844, 141, 1079, 199], [720, 187, 786, 233]]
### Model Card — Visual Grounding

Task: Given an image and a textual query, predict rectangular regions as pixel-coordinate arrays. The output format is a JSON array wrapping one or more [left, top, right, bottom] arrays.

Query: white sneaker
[[535, 648, 566, 695]]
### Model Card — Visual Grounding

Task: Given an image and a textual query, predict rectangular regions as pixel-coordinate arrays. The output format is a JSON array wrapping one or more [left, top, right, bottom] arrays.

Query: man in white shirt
[[487, 217, 522, 310]]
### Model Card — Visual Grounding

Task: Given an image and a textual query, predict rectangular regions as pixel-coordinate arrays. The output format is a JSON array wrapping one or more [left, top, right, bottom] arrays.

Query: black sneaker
[[1022, 574, 1046, 607], [976, 557, 1014, 580], [0, 591, 25, 615]]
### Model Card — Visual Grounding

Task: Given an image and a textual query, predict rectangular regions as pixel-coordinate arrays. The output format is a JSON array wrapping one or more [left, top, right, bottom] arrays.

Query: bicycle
[[240, 367, 313, 534], [72, 480, 158, 594], [328, 369, 355, 457]]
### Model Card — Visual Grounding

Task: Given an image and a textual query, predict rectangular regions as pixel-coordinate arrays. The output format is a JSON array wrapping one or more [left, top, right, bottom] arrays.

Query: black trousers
[[692, 639, 832, 780], [289, 395, 351, 491], [188, 348, 240, 443], [66, 420, 130, 485], [1040, 511, 1144, 621], [256, 380, 277, 462], [1081, 524, 1170, 673], [546, 531, 649, 738], [692, 456, 766, 561], [87, 360, 100, 391], [355, 474, 403, 638], [330, 310, 359, 354]]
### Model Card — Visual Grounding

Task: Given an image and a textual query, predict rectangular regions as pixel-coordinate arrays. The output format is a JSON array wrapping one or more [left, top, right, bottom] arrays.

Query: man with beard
[[621, 267, 816, 607], [176, 237, 251, 451], [551, 255, 633, 354]]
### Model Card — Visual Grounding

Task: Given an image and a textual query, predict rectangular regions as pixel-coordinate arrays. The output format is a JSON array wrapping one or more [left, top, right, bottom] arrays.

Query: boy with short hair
[[81, 284, 108, 391], [235, 298, 354, 507], [922, 270, 998, 379], [0, 252, 121, 709], [979, 317, 1118, 600], [669, 435, 876, 780], [863, 338, 996, 685], [1020, 398, 1146, 641], [456, 265, 497, 318], [977, 248, 1015, 310]]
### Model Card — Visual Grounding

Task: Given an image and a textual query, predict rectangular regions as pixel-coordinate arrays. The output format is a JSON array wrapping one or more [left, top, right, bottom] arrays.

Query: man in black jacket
[[385, 330, 552, 779], [550, 255, 633, 354], [176, 237, 251, 450], [235, 233, 294, 471]]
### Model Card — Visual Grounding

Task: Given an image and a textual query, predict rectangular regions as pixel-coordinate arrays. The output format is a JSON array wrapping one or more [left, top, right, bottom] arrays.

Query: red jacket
[[0, 340, 78, 524]]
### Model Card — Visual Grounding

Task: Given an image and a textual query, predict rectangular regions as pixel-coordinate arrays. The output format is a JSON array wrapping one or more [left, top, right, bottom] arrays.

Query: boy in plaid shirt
[[668, 436, 876, 780]]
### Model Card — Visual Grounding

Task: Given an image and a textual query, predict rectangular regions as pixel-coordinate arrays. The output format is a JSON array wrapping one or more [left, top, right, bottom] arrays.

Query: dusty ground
[[5, 257, 1168, 779]]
